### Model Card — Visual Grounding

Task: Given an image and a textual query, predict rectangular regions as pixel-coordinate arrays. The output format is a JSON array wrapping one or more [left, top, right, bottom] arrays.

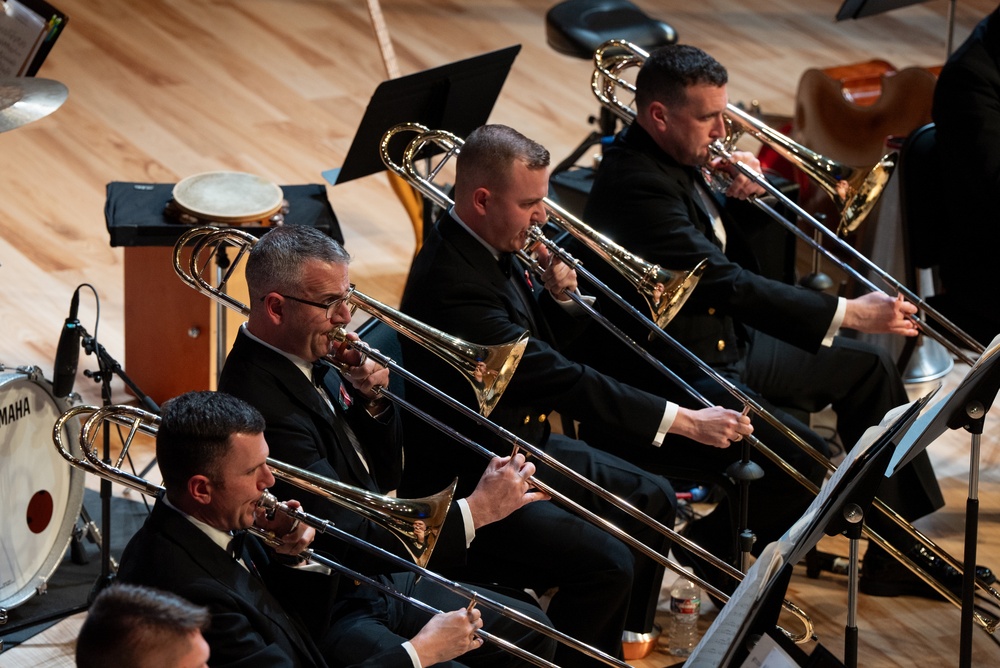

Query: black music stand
[[325, 45, 519, 187], [686, 393, 935, 668], [835, 0, 959, 55], [891, 334, 1000, 668]]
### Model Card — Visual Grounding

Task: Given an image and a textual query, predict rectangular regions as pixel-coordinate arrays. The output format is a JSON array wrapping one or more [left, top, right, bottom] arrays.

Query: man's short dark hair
[[635, 44, 728, 109], [75, 584, 209, 668], [455, 124, 550, 195], [245, 225, 351, 303], [156, 391, 266, 494]]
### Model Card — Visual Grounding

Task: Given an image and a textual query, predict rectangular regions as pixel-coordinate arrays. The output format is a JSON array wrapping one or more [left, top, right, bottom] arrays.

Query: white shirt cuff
[[402, 641, 422, 668], [653, 401, 679, 447], [554, 290, 595, 312], [457, 497, 476, 547], [822, 297, 848, 347]]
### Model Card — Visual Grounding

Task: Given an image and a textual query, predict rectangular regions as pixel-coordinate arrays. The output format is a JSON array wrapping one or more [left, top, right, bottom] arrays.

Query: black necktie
[[311, 361, 330, 387], [498, 252, 514, 278], [311, 361, 375, 486], [227, 529, 247, 560], [228, 530, 261, 578]]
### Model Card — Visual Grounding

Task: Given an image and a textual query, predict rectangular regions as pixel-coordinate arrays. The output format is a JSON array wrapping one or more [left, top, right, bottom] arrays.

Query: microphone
[[52, 290, 82, 398]]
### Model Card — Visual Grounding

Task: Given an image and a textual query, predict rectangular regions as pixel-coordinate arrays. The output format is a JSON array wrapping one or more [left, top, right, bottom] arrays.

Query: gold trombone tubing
[[592, 40, 892, 238], [51, 405, 595, 668], [589, 38, 1000, 631], [378, 124, 816, 643]]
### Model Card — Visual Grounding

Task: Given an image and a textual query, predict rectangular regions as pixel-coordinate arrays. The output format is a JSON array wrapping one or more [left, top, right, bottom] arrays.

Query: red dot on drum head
[[26, 490, 54, 534]]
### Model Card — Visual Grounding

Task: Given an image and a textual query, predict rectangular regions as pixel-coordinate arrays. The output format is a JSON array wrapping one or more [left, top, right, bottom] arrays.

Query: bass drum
[[0, 366, 84, 620]]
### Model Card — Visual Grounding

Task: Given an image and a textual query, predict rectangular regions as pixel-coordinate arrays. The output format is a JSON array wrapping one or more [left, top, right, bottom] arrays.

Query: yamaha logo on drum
[[0, 395, 30, 426]]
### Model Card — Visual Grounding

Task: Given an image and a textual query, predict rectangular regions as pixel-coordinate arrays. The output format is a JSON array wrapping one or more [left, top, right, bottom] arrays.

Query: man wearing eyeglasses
[[218, 225, 556, 667]]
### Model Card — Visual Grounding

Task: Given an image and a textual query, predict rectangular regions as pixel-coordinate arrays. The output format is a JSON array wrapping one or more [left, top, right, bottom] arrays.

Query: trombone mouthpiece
[[257, 490, 278, 518]]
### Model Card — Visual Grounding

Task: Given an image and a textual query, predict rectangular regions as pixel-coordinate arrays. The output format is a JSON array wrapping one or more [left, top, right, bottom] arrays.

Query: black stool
[[544, 0, 677, 210]]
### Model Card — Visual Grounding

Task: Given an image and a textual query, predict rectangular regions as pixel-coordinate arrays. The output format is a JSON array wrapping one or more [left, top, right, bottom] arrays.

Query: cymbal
[[0, 77, 68, 134]]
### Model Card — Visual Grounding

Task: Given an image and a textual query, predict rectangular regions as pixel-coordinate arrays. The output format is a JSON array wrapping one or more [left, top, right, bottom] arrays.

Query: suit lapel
[[314, 369, 378, 489], [439, 216, 546, 336], [231, 332, 377, 490], [150, 503, 325, 667]]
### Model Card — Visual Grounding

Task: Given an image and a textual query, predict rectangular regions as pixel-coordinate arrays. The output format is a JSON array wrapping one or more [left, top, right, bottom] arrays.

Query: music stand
[[835, 0, 959, 55], [686, 393, 935, 668], [325, 44, 521, 187], [890, 334, 1000, 668]]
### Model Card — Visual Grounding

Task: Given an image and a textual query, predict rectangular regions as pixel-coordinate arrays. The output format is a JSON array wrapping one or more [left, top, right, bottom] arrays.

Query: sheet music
[[685, 398, 924, 668], [740, 633, 799, 668], [891, 333, 1000, 475], [787, 399, 920, 547], [0, 0, 47, 76], [686, 540, 791, 667]]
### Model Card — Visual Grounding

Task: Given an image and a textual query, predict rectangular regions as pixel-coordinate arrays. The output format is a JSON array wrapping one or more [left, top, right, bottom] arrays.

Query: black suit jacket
[[115, 503, 310, 667], [118, 503, 413, 668], [219, 329, 468, 571], [582, 122, 839, 372], [931, 7, 1000, 337], [398, 214, 667, 497]]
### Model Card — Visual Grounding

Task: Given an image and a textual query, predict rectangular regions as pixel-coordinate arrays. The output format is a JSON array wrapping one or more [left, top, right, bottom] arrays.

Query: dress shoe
[[860, 543, 995, 599]]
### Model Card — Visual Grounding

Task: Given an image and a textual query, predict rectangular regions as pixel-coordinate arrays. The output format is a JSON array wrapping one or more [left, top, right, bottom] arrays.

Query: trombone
[[590, 39, 1000, 630], [172, 225, 816, 643], [51, 403, 619, 668], [592, 38, 985, 366]]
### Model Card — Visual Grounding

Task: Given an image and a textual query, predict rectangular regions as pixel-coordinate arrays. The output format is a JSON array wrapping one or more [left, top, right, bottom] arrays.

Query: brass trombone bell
[[172, 225, 527, 417], [266, 457, 455, 568]]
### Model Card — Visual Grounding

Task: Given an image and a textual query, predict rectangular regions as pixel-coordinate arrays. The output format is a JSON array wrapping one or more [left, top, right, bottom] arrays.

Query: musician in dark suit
[[217, 227, 556, 667], [398, 123, 755, 660], [931, 4, 1000, 347], [118, 390, 482, 668], [581, 43, 950, 597]]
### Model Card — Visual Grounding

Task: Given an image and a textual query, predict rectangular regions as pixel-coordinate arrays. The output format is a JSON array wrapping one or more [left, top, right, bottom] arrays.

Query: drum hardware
[[0, 365, 84, 624], [48, 286, 159, 605], [0, 77, 67, 134]]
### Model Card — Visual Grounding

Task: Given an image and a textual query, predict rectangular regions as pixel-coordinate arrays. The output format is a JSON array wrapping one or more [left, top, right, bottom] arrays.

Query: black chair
[[897, 122, 954, 381], [900, 124, 947, 276], [545, 0, 677, 213]]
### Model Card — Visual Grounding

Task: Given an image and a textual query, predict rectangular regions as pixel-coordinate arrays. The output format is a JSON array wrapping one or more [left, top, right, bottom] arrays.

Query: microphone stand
[[80, 326, 159, 601]]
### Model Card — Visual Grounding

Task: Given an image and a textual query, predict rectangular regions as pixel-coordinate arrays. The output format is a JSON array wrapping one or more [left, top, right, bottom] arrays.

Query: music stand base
[[960, 428, 982, 668], [843, 506, 864, 668]]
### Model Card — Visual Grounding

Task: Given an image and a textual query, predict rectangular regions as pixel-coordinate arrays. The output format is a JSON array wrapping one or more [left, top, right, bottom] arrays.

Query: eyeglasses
[[270, 285, 356, 319]]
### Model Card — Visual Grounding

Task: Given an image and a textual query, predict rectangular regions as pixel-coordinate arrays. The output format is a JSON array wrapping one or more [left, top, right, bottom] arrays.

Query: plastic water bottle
[[668, 577, 701, 656]]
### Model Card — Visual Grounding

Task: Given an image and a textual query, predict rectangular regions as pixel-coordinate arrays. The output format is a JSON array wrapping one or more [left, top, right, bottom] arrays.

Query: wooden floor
[[2, 0, 1000, 666]]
